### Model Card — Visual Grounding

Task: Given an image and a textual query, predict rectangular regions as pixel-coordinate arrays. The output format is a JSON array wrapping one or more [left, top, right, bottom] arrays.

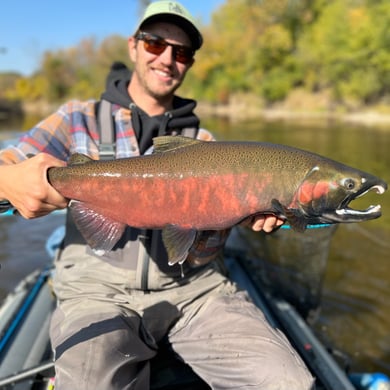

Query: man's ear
[[128, 37, 137, 63]]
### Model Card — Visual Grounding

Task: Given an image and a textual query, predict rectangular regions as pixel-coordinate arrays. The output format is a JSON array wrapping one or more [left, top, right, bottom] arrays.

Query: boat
[[1, 217, 389, 390]]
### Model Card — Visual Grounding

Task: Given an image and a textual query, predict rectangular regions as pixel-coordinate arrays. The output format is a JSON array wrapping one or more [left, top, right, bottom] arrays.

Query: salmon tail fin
[[271, 199, 307, 232], [162, 225, 197, 265], [69, 200, 126, 254]]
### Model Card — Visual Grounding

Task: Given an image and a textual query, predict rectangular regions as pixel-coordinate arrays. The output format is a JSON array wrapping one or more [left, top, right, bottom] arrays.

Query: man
[[0, 2, 314, 389]]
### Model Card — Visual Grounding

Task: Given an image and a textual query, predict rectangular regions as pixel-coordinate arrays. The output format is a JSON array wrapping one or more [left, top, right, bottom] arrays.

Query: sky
[[0, 0, 225, 76]]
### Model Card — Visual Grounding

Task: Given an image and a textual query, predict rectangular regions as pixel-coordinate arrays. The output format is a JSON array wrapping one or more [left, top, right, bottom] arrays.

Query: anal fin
[[162, 225, 197, 265]]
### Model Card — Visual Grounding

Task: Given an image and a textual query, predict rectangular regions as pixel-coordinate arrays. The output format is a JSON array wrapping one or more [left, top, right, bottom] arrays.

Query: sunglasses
[[135, 31, 194, 65]]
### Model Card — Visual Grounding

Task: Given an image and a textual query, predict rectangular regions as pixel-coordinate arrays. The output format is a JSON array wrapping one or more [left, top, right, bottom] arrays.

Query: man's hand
[[186, 214, 284, 267], [241, 214, 285, 233], [0, 153, 68, 219]]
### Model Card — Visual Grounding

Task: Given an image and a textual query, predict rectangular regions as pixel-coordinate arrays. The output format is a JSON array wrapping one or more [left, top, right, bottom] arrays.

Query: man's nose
[[158, 45, 175, 65]]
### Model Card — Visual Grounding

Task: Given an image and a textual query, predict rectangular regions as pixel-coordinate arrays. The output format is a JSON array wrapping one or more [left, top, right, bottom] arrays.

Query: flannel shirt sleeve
[[186, 229, 232, 266], [0, 100, 97, 165]]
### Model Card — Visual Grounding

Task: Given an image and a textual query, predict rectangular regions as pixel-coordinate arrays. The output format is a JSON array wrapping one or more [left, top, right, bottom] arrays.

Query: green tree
[[186, 0, 305, 102], [298, 0, 390, 105]]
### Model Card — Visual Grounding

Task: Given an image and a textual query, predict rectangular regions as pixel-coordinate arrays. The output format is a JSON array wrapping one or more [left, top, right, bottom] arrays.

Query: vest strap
[[97, 99, 116, 160]]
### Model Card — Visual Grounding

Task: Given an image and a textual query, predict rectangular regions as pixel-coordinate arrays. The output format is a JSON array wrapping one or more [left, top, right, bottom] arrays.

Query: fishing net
[[227, 224, 338, 321]]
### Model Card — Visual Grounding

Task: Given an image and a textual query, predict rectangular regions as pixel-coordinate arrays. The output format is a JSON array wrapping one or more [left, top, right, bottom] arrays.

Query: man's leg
[[50, 299, 157, 390], [169, 288, 315, 390], [49, 248, 159, 390]]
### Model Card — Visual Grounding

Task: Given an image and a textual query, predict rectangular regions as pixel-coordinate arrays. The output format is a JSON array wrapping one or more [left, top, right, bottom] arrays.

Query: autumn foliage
[[1, 0, 389, 111]]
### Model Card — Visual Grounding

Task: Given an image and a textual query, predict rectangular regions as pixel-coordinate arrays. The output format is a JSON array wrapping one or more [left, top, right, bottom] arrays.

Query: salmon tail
[[69, 201, 126, 254], [162, 225, 197, 265]]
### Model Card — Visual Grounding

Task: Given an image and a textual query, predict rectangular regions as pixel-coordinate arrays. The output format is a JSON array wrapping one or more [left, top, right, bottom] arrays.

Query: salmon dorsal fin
[[68, 153, 94, 166], [153, 135, 202, 154]]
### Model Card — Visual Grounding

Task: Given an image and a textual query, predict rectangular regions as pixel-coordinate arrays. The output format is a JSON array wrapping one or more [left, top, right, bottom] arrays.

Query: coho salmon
[[0, 136, 386, 264], [43, 136, 387, 264]]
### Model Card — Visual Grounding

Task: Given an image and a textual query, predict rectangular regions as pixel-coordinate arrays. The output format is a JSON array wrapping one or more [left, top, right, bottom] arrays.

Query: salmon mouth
[[325, 181, 387, 223]]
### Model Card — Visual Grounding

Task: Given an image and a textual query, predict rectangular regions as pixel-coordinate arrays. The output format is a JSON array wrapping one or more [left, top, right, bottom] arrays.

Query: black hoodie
[[100, 62, 200, 154]]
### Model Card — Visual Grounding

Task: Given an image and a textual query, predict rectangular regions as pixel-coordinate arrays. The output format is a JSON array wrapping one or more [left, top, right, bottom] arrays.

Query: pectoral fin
[[162, 225, 197, 265], [271, 199, 307, 232], [69, 200, 126, 253]]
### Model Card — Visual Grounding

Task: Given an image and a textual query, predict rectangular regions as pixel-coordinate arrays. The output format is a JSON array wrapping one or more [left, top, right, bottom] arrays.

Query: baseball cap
[[135, 1, 203, 50]]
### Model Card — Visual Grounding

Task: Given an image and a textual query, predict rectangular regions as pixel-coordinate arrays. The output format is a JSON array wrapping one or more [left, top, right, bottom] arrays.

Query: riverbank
[[2, 92, 390, 130], [195, 90, 390, 128], [197, 103, 390, 128]]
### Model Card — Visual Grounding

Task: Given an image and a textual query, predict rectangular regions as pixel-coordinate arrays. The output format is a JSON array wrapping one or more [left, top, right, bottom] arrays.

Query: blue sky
[[0, 0, 225, 76]]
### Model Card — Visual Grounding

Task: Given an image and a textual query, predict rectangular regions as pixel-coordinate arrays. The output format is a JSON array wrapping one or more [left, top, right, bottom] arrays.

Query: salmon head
[[273, 158, 388, 231]]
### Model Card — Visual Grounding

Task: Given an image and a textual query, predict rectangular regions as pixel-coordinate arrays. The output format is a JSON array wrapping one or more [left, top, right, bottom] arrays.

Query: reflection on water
[[0, 116, 389, 375]]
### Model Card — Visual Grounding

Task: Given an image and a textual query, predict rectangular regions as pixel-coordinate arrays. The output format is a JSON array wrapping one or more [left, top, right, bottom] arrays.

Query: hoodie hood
[[101, 61, 132, 108], [100, 62, 200, 153]]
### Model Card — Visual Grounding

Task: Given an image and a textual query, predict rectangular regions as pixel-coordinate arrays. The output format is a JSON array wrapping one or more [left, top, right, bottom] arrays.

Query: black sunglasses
[[135, 31, 194, 65]]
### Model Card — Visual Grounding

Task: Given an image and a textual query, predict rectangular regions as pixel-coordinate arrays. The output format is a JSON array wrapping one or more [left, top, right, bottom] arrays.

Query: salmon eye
[[341, 178, 356, 190]]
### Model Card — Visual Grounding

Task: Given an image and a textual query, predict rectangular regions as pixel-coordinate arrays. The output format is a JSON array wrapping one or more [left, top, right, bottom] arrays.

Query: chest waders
[[63, 99, 199, 290]]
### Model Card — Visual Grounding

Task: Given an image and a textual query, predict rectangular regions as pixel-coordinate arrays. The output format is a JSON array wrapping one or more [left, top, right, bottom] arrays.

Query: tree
[[298, 0, 390, 105]]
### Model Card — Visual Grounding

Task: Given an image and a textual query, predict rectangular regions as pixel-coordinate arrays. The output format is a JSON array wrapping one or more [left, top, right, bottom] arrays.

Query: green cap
[[136, 1, 203, 50]]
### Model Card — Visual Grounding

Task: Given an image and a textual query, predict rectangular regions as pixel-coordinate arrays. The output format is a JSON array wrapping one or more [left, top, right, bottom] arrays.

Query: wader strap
[[135, 229, 152, 290], [97, 99, 116, 160], [63, 100, 115, 246], [96, 99, 156, 290], [181, 127, 198, 139]]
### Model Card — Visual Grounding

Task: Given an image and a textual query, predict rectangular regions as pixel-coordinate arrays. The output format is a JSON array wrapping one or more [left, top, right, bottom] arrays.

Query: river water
[[0, 115, 389, 376]]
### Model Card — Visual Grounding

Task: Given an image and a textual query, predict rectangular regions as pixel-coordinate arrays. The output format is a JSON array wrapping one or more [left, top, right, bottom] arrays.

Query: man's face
[[128, 22, 194, 101]]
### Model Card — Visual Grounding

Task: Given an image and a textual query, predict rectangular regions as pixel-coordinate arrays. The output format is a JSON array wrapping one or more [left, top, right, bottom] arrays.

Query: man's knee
[[50, 303, 156, 389], [251, 352, 315, 390], [170, 290, 314, 389]]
